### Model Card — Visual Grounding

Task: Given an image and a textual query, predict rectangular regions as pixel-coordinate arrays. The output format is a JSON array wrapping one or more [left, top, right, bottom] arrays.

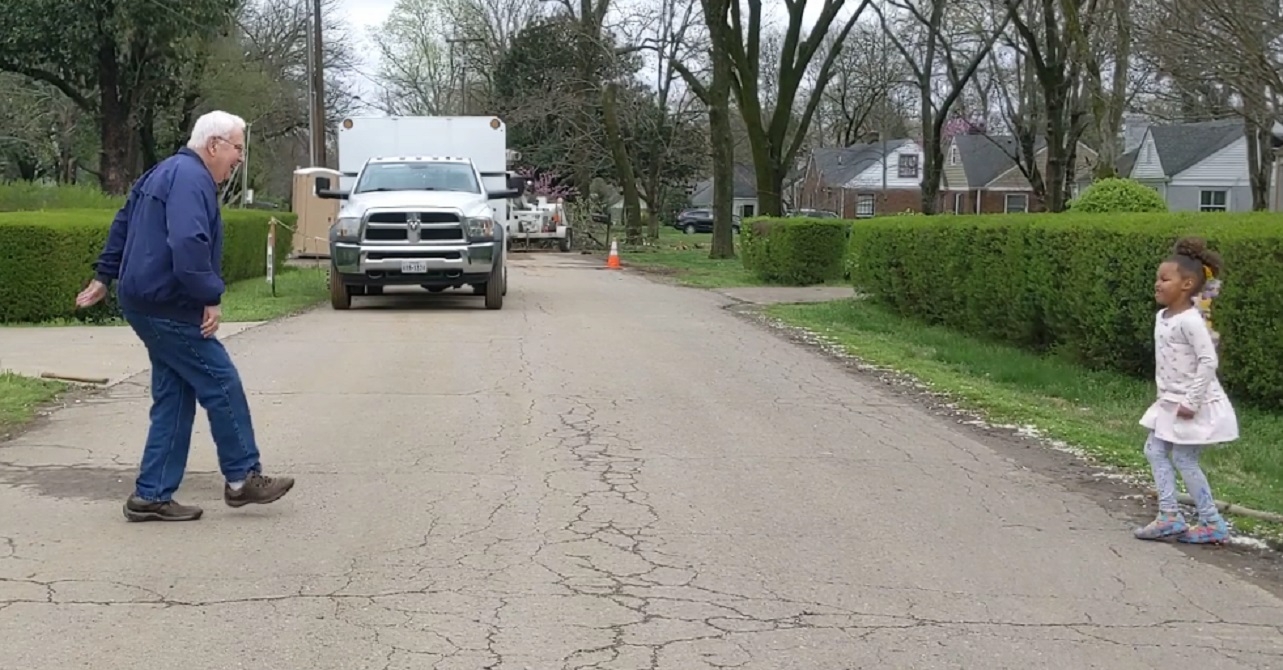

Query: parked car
[[673, 208, 742, 234], [785, 208, 840, 218]]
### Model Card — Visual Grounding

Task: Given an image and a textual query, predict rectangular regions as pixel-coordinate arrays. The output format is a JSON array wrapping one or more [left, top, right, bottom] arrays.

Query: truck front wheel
[[328, 264, 352, 310], [484, 263, 504, 310]]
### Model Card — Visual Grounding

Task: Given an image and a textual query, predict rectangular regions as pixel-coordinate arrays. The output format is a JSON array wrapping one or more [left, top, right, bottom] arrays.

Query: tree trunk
[[602, 83, 643, 245], [707, 0, 736, 259], [919, 92, 941, 214], [96, 41, 135, 195]]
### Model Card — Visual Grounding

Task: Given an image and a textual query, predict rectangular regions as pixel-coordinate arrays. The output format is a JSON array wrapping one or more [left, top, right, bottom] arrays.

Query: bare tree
[[719, 0, 874, 217], [1138, 0, 1283, 209], [877, 0, 1019, 213], [635, 0, 705, 238], [372, 0, 455, 114], [810, 20, 914, 147]]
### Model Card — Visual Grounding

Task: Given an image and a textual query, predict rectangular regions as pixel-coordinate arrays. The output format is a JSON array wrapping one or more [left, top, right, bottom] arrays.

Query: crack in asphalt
[[4, 267, 1283, 669]]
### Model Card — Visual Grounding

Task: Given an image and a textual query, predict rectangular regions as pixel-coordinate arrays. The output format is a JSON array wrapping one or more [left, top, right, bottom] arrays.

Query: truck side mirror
[[315, 175, 348, 200], [508, 175, 530, 193], [488, 189, 521, 200]]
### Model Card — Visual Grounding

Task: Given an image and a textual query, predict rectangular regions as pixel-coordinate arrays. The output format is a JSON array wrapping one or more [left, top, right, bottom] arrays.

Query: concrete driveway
[[1, 254, 1280, 669]]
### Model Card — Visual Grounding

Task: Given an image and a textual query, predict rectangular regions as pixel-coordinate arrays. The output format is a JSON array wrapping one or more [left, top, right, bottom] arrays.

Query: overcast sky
[[333, 0, 834, 113]]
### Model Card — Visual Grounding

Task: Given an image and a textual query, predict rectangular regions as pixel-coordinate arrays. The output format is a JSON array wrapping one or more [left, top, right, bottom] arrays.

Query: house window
[[953, 192, 964, 214], [855, 194, 875, 218], [1199, 190, 1228, 212], [897, 154, 920, 179], [948, 144, 959, 166], [741, 203, 755, 218], [1004, 193, 1028, 213]]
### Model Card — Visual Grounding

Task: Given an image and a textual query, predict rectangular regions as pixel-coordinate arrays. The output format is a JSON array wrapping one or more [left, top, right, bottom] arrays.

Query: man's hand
[[201, 305, 221, 338], [75, 280, 108, 308], [1177, 405, 1196, 419]]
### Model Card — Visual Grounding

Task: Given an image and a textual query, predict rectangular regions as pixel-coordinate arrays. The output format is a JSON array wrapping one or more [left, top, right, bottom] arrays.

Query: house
[[942, 134, 1097, 214], [797, 138, 925, 217], [1127, 117, 1282, 212], [688, 163, 760, 218]]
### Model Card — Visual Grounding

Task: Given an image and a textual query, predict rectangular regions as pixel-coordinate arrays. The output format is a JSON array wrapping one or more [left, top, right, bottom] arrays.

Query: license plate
[[401, 260, 429, 273]]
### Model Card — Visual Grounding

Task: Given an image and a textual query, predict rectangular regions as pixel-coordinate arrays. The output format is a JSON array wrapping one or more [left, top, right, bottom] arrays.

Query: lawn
[[613, 227, 763, 288], [219, 266, 329, 322], [766, 298, 1283, 540], [0, 372, 65, 437], [23, 266, 329, 326]]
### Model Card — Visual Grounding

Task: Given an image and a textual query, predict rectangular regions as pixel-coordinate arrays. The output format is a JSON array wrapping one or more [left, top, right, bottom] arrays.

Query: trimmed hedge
[[847, 212, 1283, 409], [741, 217, 851, 285], [0, 208, 296, 323]]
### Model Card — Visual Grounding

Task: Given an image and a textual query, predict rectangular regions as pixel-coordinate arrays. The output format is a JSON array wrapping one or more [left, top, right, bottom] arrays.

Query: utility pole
[[310, 0, 327, 166]]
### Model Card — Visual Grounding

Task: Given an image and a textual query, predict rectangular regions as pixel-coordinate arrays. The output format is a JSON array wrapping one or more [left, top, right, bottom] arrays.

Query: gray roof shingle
[[808, 139, 911, 187], [1146, 118, 1245, 177], [688, 163, 758, 205], [951, 134, 1047, 186]]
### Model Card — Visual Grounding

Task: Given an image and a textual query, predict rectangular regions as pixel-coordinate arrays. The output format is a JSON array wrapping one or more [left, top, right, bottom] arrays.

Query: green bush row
[[0, 181, 126, 212], [0, 208, 296, 324], [846, 212, 1283, 409], [741, 217, 851, 285]]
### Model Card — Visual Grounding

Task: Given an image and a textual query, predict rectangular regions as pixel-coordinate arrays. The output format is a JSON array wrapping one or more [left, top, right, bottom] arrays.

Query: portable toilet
[[290, 166, 341, 258]]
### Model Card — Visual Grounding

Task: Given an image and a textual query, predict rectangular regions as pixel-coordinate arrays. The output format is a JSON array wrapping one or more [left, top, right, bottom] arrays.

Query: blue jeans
[[123, 311, 262, 501]]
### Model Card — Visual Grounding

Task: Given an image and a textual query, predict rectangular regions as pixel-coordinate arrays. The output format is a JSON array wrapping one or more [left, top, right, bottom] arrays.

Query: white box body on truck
[[313, 116, 522, 310]]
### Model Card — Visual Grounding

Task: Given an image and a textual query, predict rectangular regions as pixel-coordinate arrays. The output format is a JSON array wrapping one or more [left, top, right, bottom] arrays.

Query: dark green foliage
[[741, 217, 850, 285], [848, 212, 1283, 409], [0, 208, 295, 323]]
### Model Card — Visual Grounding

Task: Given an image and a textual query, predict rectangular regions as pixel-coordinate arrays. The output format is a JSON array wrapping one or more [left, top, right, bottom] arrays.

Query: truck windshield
[[354, 161, 480, 194]]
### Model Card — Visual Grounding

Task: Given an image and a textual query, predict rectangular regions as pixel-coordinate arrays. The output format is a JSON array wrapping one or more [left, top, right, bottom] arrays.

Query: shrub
[[1067, 178, 1168, 213], [848, 212, 1283, 409], [742, 217, 850, 285], [0, 182, 125, 212], [0, 208, 296, 324]]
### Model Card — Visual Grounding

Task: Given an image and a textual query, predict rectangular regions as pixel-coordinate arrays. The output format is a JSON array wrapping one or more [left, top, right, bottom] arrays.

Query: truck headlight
[[465, 216, 495, 239], [333, 216, 360, 240]]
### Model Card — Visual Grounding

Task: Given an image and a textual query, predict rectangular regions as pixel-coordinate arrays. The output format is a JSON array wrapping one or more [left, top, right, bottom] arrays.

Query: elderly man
[[76, 110, 295, 522]]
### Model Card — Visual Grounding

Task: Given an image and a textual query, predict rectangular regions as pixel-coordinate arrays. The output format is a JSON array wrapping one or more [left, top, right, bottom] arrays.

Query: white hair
[[186, 110, 247, 151]]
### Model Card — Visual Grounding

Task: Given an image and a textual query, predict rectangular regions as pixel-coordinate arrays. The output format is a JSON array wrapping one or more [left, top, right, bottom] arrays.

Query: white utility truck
[[314, 116, 524, 310]]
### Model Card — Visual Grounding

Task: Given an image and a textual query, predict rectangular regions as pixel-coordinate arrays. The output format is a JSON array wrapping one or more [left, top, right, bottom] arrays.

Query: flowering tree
[[514, 166, 579, 201]]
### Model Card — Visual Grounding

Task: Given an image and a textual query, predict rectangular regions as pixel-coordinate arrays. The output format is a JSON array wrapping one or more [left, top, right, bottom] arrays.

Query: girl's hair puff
[[1167, 236, 1223, 294]]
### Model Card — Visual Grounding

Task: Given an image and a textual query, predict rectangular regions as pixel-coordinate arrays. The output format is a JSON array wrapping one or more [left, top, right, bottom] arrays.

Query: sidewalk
[[0, 322, 262, 385]]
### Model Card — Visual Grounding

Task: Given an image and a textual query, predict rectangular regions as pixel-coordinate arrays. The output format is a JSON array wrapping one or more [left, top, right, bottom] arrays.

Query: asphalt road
[[1, 254, 1281, 669]]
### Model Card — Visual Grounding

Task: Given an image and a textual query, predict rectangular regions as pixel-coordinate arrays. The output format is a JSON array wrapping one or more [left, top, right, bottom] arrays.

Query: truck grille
[[362, 210, 465, 243], [367, 212, 460, 224]]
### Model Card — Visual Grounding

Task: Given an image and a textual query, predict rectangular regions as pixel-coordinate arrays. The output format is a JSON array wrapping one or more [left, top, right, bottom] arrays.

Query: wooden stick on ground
[[1145, 489, 1283, 524], [40, 372, 109, 385]]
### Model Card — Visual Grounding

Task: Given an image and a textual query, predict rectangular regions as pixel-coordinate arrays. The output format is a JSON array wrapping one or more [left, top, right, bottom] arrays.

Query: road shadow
[[340, 286, 498, 312]]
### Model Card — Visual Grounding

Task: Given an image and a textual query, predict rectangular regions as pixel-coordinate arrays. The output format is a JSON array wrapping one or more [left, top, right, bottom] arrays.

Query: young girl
[[1134, 236, 1239, 545]]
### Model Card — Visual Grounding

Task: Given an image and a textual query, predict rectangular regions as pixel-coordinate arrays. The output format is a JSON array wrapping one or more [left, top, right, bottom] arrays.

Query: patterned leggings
[[1144, 433, 1220, 522]]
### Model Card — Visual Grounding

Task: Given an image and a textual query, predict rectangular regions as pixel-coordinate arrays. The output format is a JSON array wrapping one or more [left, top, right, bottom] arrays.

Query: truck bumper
[[331, 241, 499, 287]]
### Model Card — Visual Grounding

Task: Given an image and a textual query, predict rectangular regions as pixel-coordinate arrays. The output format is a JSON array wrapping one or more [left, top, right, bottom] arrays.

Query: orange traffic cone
[[606, 239, 621, 269]]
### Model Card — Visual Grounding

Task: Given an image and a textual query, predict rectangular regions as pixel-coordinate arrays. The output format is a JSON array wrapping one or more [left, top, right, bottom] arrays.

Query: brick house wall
[[798, 173, 928, 217]]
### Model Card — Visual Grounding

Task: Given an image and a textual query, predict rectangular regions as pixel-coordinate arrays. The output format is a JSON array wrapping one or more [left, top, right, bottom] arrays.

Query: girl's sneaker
[[1178, 518, 1231, 545], [1134, 513, 1189, 540]]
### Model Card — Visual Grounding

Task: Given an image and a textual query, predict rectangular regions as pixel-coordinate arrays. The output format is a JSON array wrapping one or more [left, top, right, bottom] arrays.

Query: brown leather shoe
[[123, 495, 203, 522], [224, 471, 295, 508]]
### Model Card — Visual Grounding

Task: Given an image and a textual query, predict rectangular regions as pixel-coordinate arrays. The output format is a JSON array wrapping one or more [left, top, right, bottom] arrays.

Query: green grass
[[219, 266, 329, 321], [0, 372, 65, 436], [766, 298, 1283, 539], [0, 181, 124, 212], [617, 226, 846, 289], [17, 266, 329, 327]]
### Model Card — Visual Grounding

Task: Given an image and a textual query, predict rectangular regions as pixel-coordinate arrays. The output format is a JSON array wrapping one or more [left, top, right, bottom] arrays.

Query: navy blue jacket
[[93, 148, 225, 325]]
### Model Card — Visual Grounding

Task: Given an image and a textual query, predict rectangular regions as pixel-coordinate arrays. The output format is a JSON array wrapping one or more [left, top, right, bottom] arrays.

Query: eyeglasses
[[214, 137, 244, 153]]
